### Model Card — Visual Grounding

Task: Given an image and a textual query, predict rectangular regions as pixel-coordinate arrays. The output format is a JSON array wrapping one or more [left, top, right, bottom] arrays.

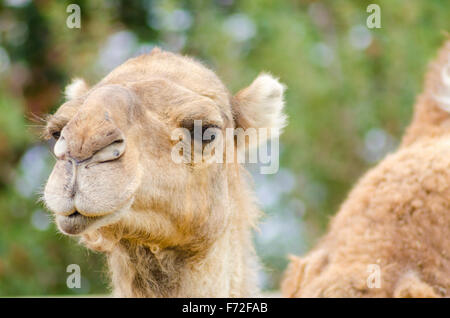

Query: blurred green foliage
[[0, 0, 448, 295]]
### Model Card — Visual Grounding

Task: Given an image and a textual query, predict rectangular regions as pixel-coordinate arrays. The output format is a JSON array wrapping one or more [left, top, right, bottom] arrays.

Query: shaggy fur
[[282, 40, 450, 298], [43, 48, 286, 297]]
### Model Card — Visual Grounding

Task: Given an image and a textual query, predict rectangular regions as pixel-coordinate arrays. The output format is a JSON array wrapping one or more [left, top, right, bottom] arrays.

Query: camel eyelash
[[189, 124, 220, 138], [44, 116, 69, 140], [180, 120, 220, 133]]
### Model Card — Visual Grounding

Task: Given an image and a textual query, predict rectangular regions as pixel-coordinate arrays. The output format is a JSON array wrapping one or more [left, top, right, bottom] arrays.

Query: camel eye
[[52, 131, 61, 140], [201, 125, 219, 143], [180, 119, 221, 146]]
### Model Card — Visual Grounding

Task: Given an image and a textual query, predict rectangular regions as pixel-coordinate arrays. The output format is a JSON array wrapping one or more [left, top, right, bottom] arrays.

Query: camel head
[[43, 49, 286, 252]]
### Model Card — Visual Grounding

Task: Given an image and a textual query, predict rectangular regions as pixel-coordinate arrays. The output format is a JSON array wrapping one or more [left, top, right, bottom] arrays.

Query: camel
[[282, 40, 450, 297], [43, 48, 287, 297]]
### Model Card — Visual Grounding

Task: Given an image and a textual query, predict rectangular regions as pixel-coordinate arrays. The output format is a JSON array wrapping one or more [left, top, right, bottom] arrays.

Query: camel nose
[[86, 137, 126, 167], [54, 127, 126, 164]]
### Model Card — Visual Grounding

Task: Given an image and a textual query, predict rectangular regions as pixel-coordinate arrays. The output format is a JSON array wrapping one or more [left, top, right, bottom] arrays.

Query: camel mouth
[[68, 211, 81, 218], [55, 202, 131, 236], [56, 211, 102, 235]]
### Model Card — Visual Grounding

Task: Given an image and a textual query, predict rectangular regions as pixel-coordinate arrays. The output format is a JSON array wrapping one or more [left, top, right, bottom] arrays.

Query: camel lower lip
[[56, 211, 101, 235], [54, 201, 131, 236]]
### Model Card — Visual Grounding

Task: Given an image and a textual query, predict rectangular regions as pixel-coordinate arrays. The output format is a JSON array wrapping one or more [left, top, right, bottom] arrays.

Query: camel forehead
[[85, 85, 132, 104], [51, 86, 132, 126], [85, 80, 227, 126], [46, 49, 233, 136], [101, 49, 231, 107]]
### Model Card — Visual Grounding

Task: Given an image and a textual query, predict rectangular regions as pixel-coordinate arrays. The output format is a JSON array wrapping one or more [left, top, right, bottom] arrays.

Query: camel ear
[[233, 73, 287, 142], [65, 78, 89, 100]]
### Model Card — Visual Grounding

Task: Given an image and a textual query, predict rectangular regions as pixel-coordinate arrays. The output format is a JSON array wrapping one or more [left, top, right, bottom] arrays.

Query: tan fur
[[64, 78, 89, 100], [282, 40, 450, 298], [43, 48, 286, 297]]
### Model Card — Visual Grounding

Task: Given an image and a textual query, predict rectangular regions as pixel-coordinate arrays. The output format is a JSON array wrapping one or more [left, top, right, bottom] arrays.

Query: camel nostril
[[110, 139, 125, 155], [111, 139, 124, 145], [85, 137, 126, 167], [61, 127, 126, 164]]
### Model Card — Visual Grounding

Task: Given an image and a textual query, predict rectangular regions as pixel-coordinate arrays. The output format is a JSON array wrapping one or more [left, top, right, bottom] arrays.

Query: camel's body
[[43, 49, 286, 297], [282, 40, 450, 298]]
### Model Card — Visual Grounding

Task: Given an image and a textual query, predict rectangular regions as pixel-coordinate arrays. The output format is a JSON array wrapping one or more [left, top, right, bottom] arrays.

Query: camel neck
[[107, 220, 259, 297]]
